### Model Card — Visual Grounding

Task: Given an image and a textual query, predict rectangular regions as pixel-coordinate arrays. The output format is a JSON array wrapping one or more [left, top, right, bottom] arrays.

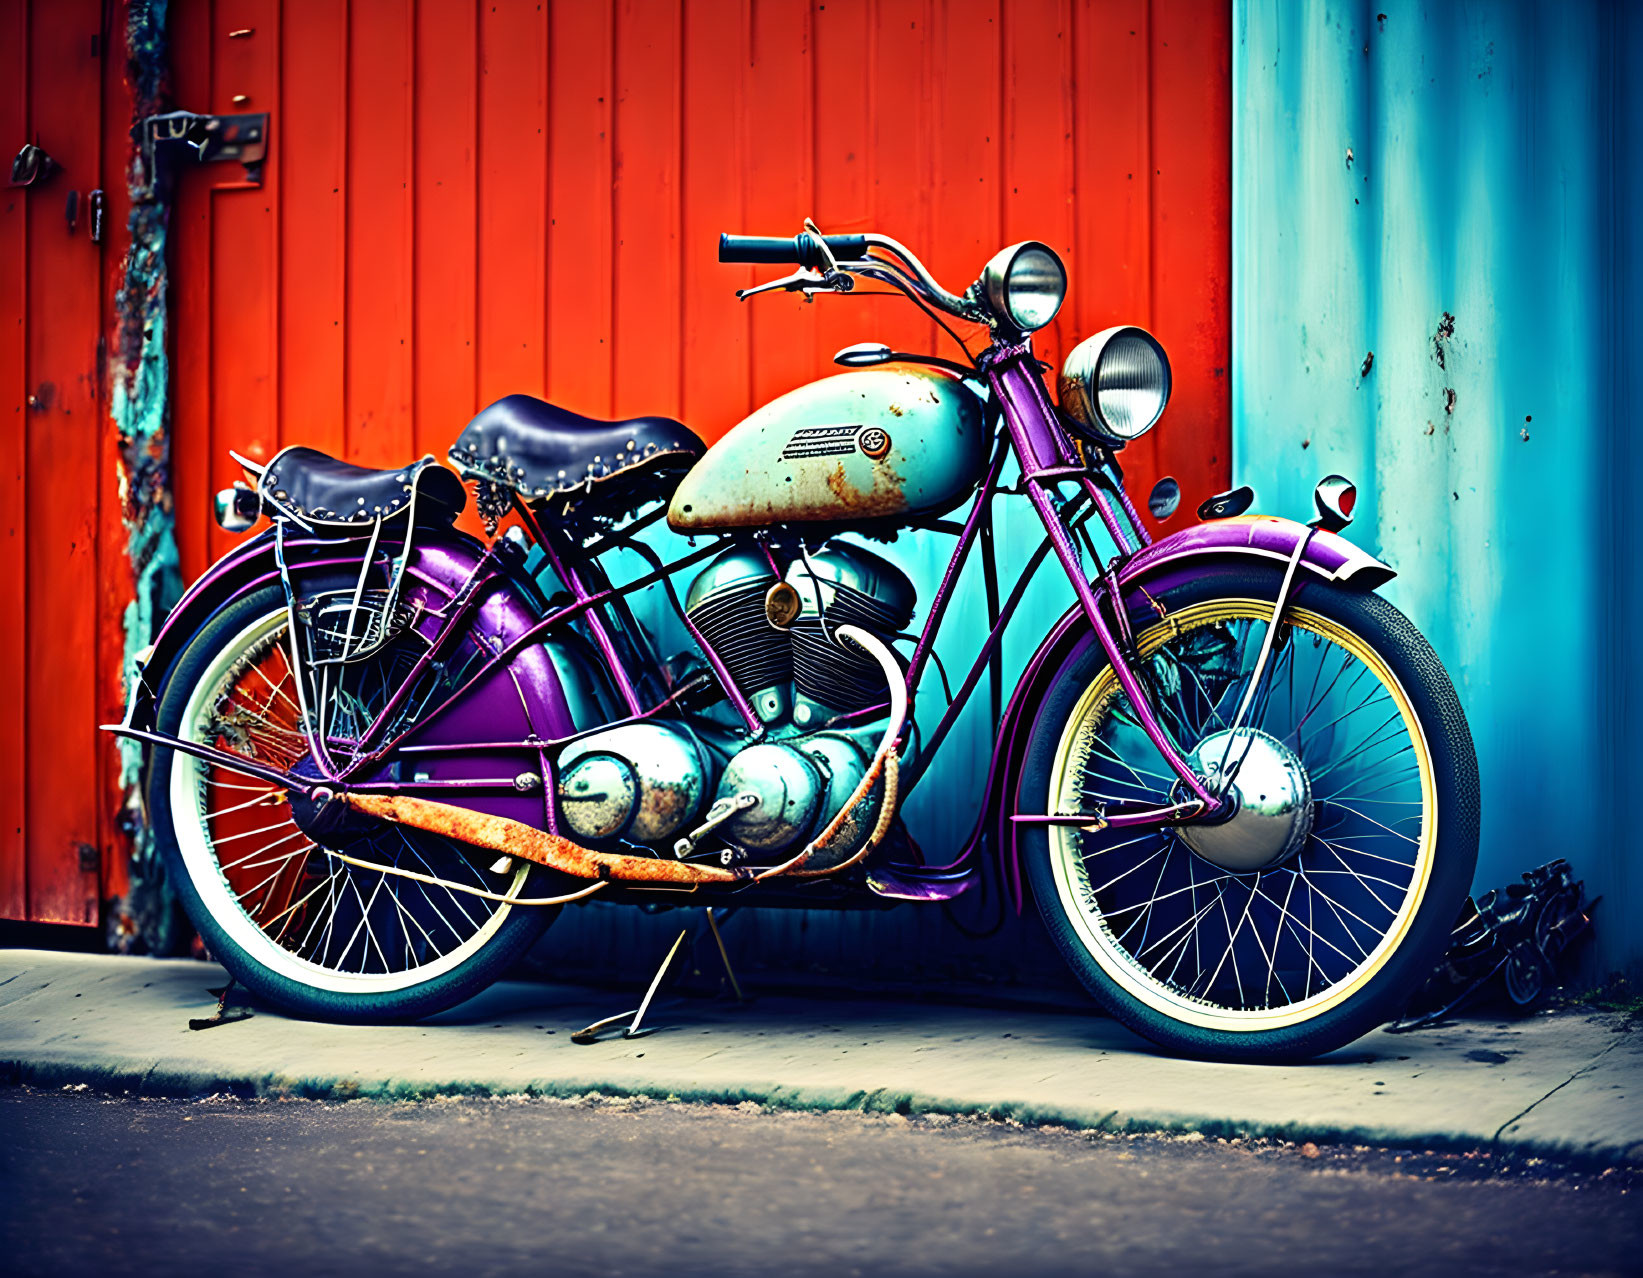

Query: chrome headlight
[[980, 242, 1067, 333], [1058, 326, 1172, 446]]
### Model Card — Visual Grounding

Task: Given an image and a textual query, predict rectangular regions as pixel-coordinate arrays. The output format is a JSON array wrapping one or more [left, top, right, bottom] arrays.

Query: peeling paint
[[1434, 311, 1456, 369], [108, 0, 185, 953]]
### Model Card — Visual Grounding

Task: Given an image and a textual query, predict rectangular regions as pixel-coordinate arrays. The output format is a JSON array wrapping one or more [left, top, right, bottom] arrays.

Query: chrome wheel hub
[[1178, 729, 1313, 871]]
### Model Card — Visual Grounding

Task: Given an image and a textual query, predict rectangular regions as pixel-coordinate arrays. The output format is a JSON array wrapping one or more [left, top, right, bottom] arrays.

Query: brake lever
[[735, 266, 855, 302]]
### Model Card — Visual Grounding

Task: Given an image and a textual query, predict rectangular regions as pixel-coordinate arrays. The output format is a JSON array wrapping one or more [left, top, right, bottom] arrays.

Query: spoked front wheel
[[1021, 565, 1479, 1061]]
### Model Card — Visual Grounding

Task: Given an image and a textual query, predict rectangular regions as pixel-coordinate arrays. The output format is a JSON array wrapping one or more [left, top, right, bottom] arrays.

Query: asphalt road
[[0, 1089, 1636, 1278]]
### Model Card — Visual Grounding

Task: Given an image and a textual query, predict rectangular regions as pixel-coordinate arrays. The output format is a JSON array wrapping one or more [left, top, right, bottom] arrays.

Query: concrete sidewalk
[[1, 949, 1637, 1164]]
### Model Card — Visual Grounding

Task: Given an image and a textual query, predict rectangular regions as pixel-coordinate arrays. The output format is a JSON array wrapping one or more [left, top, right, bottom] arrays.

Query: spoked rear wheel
[[1022, 566, 1479, 1061], [149, 584, 557, 1022]]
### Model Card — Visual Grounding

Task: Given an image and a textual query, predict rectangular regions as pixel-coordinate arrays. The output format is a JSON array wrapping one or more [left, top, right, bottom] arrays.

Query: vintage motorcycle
[[109, 224, 1479, 1061]]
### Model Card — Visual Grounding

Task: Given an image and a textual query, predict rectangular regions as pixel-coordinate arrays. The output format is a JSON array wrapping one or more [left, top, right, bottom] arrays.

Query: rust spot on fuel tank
[[887, 402, 905, 417], [1360, 351, 1374, 378], [1443, 387, 1457, 415], [822, 457, 906, 518], [824, 461, 873, 512]]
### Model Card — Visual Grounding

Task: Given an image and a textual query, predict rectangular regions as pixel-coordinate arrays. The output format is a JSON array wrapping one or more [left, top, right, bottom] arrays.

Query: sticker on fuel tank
[[781, 424, 862, 460], [779, 424, 894, 461]]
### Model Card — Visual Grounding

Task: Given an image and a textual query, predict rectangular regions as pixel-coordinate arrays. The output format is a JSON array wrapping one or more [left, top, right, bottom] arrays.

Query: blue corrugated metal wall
[[1234, 0, 1643, 976]]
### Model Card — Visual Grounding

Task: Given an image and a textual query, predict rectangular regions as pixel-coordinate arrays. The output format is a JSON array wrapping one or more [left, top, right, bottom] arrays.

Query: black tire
[[148, 583, 557, 1023], [1020, 564, 1479, 1061]]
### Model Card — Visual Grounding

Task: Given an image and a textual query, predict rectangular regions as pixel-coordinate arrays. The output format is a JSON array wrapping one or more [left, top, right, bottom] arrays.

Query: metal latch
[[136, 111, 270, 188]]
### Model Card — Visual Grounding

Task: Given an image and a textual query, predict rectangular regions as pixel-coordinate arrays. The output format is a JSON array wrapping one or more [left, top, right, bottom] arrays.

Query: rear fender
[[978, 516, 1394, 906], [122, 526, 604, 827]]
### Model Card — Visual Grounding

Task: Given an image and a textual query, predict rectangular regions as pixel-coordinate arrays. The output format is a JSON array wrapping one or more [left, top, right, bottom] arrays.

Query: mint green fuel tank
[[667, 365, 987, 532]]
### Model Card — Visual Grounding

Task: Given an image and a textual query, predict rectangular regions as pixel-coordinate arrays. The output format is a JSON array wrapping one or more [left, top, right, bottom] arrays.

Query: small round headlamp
[[1058, 326, 1172, 446], [980, 242, 1067, 333]]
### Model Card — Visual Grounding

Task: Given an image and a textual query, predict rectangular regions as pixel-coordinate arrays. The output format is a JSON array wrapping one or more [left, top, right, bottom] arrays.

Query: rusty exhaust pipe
[[340, 793, 752, 885]]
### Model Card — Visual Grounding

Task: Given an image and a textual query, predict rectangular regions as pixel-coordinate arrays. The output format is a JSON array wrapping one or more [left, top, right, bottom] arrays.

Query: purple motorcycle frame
[[111, 334, 1393, 902]]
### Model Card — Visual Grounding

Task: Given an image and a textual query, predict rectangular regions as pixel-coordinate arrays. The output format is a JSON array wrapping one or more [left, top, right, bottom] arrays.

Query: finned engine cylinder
[[787, 543, 915, 715], [684, 546, 790, 723]]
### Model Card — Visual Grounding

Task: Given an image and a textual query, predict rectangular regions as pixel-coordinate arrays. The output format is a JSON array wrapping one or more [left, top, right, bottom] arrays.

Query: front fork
[[986, 344, 1311, 832]]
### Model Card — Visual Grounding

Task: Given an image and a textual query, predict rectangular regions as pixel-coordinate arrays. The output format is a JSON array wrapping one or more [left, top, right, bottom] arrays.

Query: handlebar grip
[[718, 232, 870, 268]]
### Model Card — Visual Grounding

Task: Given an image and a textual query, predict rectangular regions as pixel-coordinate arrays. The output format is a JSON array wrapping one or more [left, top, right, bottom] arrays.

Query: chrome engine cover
[[714, 743, 824, 851], [711, 732, 880, 860], [556, 722, 712, 844]]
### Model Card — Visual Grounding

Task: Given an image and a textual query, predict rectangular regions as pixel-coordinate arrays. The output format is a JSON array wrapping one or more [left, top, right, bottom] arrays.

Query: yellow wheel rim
[[1046, 598, 1437, 1032]]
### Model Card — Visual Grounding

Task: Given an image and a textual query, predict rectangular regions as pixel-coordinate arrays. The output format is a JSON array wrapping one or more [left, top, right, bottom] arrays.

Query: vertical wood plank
[[546, 0, 614, 419], [0, 0, 29, 918], [743, 0, 814, 410], [930, 0, 1001, 360], [860, 0, 939, 356], [680, 0, 749, 435], [167, 0, 215, 580], [1148, 0, 1230, 518], [1002, 0, 1076, 374], [98, 0, 142, 915], [809, 0, 871, 377], [611, 0, 682, 422], [24, 0, 102, 924], [280, 0, 348, 462], [475, 0, 547, 408], [1071, 0, 1159, 486], [869, 0, 938, 357], [207, 0, 281, 565], [346, 0, 415, 469], [1070, 0, 1150, 333], [412, 0, 478, 455]]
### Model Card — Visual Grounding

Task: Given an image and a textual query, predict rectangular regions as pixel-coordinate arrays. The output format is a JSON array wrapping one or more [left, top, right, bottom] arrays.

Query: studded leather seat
[[258, 447, 467, 530], [448, 394, 706, 511]]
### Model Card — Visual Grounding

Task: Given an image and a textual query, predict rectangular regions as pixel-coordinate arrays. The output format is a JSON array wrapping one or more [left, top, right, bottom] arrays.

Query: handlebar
[[718, 231, 870, 268], [720, 227, 983, 325]]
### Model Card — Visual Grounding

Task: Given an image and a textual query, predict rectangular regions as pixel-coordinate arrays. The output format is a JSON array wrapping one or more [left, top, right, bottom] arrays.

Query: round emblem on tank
[[857, 426, 892, 459]]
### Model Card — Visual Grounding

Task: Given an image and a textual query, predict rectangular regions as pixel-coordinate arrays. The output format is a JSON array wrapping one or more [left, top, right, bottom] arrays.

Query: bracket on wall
[[135, 110, 269, 190]]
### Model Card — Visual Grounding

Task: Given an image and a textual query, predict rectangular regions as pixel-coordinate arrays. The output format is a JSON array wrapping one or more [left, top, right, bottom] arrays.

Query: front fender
[[976, 515, 1393, 904], [1115, 515, 1394, 593]]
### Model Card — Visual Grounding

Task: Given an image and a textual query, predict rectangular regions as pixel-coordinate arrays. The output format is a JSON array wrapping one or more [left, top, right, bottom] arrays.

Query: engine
[[552, 539, 913, 870], [684, 540, 914, 729]]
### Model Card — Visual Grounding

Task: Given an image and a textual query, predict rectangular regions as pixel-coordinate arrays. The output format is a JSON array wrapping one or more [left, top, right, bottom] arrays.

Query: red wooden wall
[[1, 0, 1229, 927]]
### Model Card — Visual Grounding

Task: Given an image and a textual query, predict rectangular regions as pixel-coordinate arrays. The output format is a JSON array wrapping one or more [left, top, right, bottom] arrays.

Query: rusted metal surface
[[341, 792, 748, 886]]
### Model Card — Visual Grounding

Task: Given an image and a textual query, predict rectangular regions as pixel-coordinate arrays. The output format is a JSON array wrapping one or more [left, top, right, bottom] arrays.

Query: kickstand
[[704, 908, 745, 1004], [572, 928, 689, 1044], [570, 909, 747, 1045], [189, 977, 253, 1031]]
